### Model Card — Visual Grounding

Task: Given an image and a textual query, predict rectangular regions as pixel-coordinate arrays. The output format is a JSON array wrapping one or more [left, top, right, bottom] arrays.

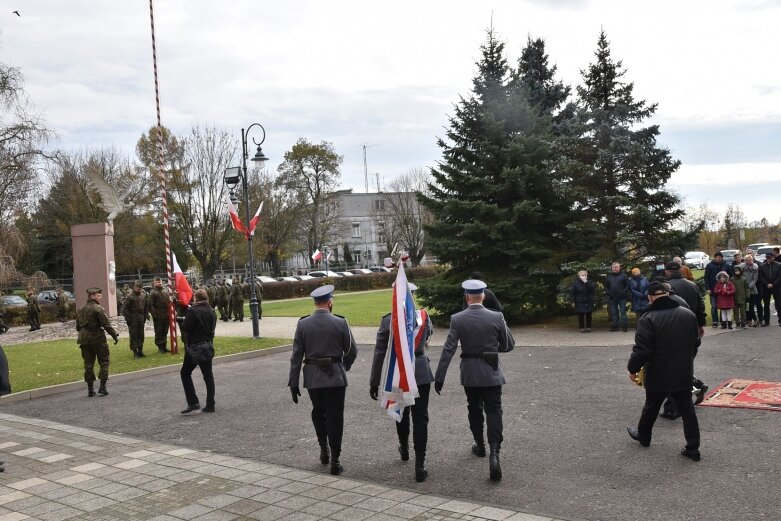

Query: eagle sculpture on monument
[[84, 169, 132, 230]]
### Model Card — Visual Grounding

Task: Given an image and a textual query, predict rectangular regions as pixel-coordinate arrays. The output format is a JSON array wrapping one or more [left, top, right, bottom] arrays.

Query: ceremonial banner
[[172, 252, 193, 306], [380, 259, 419, 421]]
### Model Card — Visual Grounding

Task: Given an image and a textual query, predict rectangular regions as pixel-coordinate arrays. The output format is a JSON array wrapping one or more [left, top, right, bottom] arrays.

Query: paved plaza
[[1, 319, 779, 521]]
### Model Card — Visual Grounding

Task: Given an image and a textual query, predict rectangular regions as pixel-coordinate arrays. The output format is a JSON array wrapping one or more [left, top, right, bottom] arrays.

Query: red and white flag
[[311, 248, 322, 261], [247, 201, 264, 237], [226, 195, 246, 234], [172, 252, 193, 306]]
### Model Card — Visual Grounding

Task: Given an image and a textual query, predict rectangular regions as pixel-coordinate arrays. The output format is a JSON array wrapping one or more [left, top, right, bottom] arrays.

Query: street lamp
[[224, 123, 268, 339]]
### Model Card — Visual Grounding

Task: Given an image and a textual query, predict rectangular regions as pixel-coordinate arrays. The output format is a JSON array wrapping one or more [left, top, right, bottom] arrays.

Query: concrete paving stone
[[253, 476, 291, 489], [104, 487, 148, 502], [299, 474, 339, 486], [275, 470, 315, 481], [362, 513, 400, 521], [136, 452, 173, 462], [19, 482, 62, 495], [3, 495, 46, 511], [96, 456, 130, 466], [325, 478, 367, 491], [385, 502, 431, 519], [352, 483, 392, 496], [74, 495, 117, 512], [124, 450, 156, 459], [196, 494, 242, 509], [326, 506, 375, 521], [34, 506, 83, 521], [161, 458, 208, 471], [11, 448, 45, 457], [167, 471, 201, 484], [113, 458, 149, 470], [230, 473, 265, 484], [14, 499, 64, 517], [167, 503, 215, 520], [88, 481, 128, 496], [221, 499, 265, 515], [71, 477, 113, 490], [38, 454, 73, 464], [329, 490, 371, 506], [297, 485, 337, 501], [146, 516, 181, 521], [191, 511, 239, 521], [142, 465, 182, 478], [225, 485, 267, 499], [166, 449, 197, 457], [254, 465, 290, 477], [69, 463, 105, 473], [276, 512, 320, 521], [377, 489, 419, 502], [57, 490, 102, 507], [35, 486, 79, 501], [275, 494, 319, 510], [54, 474, 93, 486], [44, 470, 79, 482], [0, 512, 30, 521], [353, 496, 398, 512], [469, 506, 517, 520], [248, 489, 293, 505], [205, 468, 248, 480], [88, 465, 123, 478], [76, 445, 104, 453], [245, 505, 292, 521], [0, 491, 31, 505], [0, 443, 20, 450], [234, 462, 266, 472], [276, 481, 316, 495], [102, 469, 153, 485], [503, 515, 552, 521], [437, 500, 481, 515], [298, 500, 345, 518]]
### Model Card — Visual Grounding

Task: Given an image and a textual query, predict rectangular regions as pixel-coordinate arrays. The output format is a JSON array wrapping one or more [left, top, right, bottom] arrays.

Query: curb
[[0, 344, 293, 404]]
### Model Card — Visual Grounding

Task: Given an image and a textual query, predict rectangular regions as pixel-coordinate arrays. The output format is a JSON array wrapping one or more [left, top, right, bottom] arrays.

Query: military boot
[[414, 450, 428, 482], [137, 348, 145, 357], [471, 436, 486, 457], [398, 436, 410, 461], [87, 382, 95, 397], [133, 348, 141, 359], [97, 381, 108, 396], [318, 439, 330, 465], [489, 442, 502, 481], [330, 452, 343, 476]]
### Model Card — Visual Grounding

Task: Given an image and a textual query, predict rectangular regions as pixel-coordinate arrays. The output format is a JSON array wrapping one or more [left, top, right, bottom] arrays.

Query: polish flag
[[326, 250, 332, 261], [247, 201, 264, 237], [311, 249, 322, 261], [226, 195, 246, 234], [172, 252, 193, 306]]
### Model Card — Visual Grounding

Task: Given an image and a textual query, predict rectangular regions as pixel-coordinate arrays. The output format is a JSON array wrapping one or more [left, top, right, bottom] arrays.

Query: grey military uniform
[[288, 309, 358, 389], [435, 304, 515, 387], [370, 312, 433, 387]]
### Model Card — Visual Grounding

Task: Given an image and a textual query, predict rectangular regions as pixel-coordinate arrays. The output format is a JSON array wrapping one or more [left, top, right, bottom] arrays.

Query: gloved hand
[[369, 386, 379, 401], [434, 381, 443, 395], [290, 386, 301, 404], [112, 337, 119, 345]]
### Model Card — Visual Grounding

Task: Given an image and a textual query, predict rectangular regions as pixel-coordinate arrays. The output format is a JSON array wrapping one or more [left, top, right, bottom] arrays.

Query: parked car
[[2, 295, 28, 309], [747, 242, 768, 253], [348, 268, 373, 275], [308, 271, 342, 278], [37, 290, 75, 304], [755, 245, 781, 264], [719, 249, 741, 266], [368, 266, 392, 273], [256, 276, 278, 284], [683, 251, 709, 270], [335, 271, 354, 277], [276, 276, 299, 282], [294, 275, 314, 281]]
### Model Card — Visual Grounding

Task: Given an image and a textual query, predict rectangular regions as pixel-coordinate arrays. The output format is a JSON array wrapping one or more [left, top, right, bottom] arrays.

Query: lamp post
[[224, 123, 268, 339]]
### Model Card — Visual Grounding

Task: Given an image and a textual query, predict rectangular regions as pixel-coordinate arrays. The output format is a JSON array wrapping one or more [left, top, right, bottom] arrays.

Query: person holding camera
[[178, 288, 217, 414]]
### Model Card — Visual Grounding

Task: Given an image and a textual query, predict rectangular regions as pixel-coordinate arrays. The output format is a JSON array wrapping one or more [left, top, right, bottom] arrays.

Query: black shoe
[[133, 351, 141, 358], [586, 328, 592, 332], [138, 350, 145, 357], [712, 323, 719, 328], [681, 448, 701, 461], [488, 443, 502, 481], [622, 326, 628, 332], [330, 459, 343, 475], [398, 443, 410, 462], [626, 426, 650, 447], [610, 327, 618, 332], [414, 451, 427, 482], [319, 444, 330, 465], [761, 322, 769, 327], [694, 385, 709, 405], [158, 347, 170, 354], [580, 328, 585, 333], [97, 384, 108, 396], [87, 385, 95, 398], [202, 404, 215, 413], [181, 404, 200, 414], [471, 442, 486, 457]]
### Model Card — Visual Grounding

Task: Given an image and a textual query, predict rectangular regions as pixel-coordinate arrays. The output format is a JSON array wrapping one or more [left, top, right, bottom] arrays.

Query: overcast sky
[[2, 0, 779, 223]]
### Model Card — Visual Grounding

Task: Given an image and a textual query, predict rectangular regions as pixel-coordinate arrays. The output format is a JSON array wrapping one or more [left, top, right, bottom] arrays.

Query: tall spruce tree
[[419, 29, 569, 323], [564, 31, 693, 263]]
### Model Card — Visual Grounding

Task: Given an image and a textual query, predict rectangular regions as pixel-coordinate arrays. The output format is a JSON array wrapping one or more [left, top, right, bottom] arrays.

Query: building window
[[378, 233, 386, 244], [374, 199, 385, 211], [352, 223, 361, 238], [353, 251, 362, 263]]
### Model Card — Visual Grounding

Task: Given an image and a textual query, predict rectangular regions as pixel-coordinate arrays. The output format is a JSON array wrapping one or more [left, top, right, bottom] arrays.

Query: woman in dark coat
[[572, 270, 596, 332], [179, 288, 217, 414]]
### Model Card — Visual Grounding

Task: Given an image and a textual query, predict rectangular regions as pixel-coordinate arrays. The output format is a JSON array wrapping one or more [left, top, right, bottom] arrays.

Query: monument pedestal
[[71, 223, 117, 316]]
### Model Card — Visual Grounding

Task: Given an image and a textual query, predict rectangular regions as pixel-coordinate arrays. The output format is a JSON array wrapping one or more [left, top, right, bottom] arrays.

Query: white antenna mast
[[362, 143, 379, 193]]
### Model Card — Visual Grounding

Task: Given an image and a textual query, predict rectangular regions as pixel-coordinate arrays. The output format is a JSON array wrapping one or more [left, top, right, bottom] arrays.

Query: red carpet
[[700, 378, 781, 411]]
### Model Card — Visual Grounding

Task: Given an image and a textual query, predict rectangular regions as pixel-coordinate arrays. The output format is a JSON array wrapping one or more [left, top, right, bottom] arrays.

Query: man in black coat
[[626, 282, 702, 461], [757, 251, 781, 326], [605, 262, 630, 331]]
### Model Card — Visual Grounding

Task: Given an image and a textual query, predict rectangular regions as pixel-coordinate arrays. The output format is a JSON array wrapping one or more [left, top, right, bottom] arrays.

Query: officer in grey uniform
[[369, 282, 433, 482], [434, 279, 515, 481], [289, 285, 358, 476]]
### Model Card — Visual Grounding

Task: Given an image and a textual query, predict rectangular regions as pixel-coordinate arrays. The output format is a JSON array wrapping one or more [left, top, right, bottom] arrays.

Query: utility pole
[[362, 144, 379, 193]]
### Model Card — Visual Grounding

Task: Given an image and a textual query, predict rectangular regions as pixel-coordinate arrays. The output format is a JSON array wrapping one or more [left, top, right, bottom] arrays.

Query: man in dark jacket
[[605, 262, 630, 331], [758, 251, 781, 326], [626, 282, 701, 461], [704, 252, 732, 327], [665, 261, 706, 337], [148, 277, 171, 353]]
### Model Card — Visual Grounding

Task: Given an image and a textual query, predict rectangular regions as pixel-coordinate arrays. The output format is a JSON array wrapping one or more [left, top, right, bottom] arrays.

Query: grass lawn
[[3, 336, 288, 393], [259, 289, 397, 326]]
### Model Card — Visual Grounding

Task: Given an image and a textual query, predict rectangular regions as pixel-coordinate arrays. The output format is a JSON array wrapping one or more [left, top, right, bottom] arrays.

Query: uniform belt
[[304, 356, 343, 365], [460, 352, 499, 369]]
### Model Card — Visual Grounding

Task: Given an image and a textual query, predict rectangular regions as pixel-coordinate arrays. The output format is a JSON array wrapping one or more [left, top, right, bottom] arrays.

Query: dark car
[[37, 290, 75, 304]]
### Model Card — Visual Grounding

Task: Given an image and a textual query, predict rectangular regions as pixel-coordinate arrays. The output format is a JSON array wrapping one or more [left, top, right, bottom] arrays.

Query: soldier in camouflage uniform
[[56, 287, 69, 322], [218, 280, 230, 321], [26, 289, 41, 331], [230, 277, 244, 322], [76, 287, 119, 397], [117, 283, 130, 314], [123, 281, 149, 358], [148, 277, 171, 354]]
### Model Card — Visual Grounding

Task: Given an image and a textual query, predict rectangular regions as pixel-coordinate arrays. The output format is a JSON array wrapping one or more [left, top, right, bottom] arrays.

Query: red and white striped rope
[[149, 0, 178, 354]]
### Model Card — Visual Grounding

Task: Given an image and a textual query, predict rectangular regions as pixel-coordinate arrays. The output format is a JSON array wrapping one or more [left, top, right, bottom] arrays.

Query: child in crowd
[[713, 271, 736, 330], [731, 265, 749, 329]]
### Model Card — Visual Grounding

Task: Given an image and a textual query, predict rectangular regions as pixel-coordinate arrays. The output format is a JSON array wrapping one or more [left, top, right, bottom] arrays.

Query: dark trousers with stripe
[[308, 386, 346, 458]]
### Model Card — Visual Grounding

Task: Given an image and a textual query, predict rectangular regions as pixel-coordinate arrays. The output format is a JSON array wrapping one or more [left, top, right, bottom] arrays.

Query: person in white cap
[[434, 279, 515, 481], [288, 285, 358, 475]]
